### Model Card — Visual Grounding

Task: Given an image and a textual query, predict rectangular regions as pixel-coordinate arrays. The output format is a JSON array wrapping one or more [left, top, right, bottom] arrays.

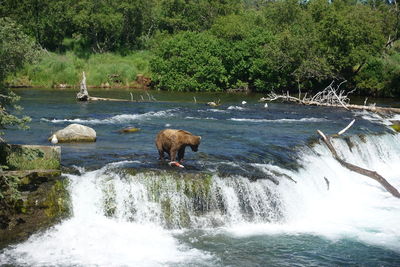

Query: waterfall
[[72, 167, 283, 229], [1, 133, 400, 265], [227, 133, 400, 252]]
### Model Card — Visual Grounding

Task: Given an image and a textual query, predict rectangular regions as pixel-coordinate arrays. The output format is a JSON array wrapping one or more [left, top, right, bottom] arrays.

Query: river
[[1, 88, 399, 266]]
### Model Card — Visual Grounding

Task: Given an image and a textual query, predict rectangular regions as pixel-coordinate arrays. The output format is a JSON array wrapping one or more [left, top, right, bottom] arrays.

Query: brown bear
[[155, 129, 201, 162]]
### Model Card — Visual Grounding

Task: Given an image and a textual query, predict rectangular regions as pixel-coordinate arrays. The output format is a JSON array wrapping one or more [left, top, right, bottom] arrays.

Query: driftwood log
[[76, 71, 132, 102], [260, 81, 400, 114], [87, 96, 130, 102], [317, 121, 400, 198]]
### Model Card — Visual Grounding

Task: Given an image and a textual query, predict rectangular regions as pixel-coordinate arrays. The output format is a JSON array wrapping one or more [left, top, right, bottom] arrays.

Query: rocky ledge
[[0, 144, 70, 248]]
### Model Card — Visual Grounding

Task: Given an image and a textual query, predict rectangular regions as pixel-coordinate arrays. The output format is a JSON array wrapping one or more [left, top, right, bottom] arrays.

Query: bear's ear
[[198, 136, 202, 140]]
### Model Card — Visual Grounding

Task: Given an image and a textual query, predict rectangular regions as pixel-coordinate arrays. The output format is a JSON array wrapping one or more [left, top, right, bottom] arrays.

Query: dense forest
[[1, 0, 400, 96]]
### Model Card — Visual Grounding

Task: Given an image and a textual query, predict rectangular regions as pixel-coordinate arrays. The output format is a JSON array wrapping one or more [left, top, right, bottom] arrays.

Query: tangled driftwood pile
[[260, 81, 400, 114]]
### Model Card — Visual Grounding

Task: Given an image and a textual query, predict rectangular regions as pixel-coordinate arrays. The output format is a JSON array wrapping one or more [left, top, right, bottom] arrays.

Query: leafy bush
[[355, 52, 400, 97], [0, 18, 36, 133], [151, 32, 228, 92]]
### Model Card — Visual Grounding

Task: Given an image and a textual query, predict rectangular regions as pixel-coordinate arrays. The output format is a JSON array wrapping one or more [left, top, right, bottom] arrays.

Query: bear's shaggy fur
[[155, 129, 201, 162]]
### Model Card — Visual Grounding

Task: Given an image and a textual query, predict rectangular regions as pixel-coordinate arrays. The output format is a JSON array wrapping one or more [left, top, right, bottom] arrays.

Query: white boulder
[[49, 123, 96, 143]]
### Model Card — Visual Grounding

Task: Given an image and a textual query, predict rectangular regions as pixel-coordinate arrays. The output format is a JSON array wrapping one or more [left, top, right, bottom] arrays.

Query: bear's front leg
[[177, 147, 185, 163], [158, 149, 165, 161]]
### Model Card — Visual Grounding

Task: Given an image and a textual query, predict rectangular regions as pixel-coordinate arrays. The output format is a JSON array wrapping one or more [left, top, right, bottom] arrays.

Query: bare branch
[[338, 119, 355, 135]]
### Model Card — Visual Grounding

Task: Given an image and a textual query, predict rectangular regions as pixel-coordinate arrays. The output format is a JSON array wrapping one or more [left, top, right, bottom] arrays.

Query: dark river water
[[3, 89, 390, 168], [1, 88, 400, 266]]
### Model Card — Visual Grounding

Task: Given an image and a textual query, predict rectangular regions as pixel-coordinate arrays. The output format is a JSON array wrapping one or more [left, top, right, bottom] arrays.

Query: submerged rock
[[50, 123, 96, 143], [390, 121, 400, 132], [118, 127, 140, 133]]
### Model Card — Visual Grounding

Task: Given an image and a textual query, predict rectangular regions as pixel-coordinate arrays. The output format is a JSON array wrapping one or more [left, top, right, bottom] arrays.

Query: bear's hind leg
[[170, 148, 178, 162]]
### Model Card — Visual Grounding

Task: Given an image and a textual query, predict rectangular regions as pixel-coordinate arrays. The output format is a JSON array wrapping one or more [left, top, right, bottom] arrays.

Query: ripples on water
[[1, 89, 400, 266]]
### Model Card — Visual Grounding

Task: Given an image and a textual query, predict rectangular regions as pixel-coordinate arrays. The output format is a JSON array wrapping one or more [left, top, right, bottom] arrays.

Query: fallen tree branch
[[317, 128, 400, 198]]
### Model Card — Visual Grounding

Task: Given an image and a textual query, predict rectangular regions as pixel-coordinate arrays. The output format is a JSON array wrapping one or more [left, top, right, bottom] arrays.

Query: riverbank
[[6, 51, 152, 89], [6, 47, 400, 99]]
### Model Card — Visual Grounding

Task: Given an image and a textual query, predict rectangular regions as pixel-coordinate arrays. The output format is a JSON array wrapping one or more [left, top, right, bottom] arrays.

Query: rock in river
[[49, 123, 96, 143], [119, 127, 140, 133]]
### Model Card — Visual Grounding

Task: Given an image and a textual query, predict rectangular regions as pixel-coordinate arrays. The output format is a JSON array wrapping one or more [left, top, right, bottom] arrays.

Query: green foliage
[[355, 52, 400, 97], [0, 175, 20, 204], [2, 0, 400, 95], [156, 0, 242, 33], [0, 0, 71, 50], [0, 18, 38, 83], [151, 32, 228, 91], [0, 144, 61, 171], [318, 2, 386, 76], [6, 150, 60, 171], [0, 0, 243, 52], [149, 0, 397, 94], [0, 18, 36, 133]]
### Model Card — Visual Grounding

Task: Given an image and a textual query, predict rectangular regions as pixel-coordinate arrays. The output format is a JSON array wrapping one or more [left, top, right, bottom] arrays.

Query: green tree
[[0, 18, 38, 137], [355, 51, 400, 97], [210, 12, 274, 90], [151, 31, 227, 91], [156, 0, 242, 33], [0, 0, 72, 50], [317, 1, 387, 80]]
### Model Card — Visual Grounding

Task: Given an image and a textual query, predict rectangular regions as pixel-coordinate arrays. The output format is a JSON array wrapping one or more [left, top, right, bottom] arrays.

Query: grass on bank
[[7, 51, 152, 88]]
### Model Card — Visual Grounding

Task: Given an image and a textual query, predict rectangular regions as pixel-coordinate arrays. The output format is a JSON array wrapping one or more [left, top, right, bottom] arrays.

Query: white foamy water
[[230, 117, 328, 123], [185, 116, 218, 120], [205, 109, 228, 113], [0, 168, 210, 266], [227, 106, 246, 111], [41, 109, 178, 124], [2, 133, 400, 265], [224, 134, 400, 252], [353, 110, 400, 129]]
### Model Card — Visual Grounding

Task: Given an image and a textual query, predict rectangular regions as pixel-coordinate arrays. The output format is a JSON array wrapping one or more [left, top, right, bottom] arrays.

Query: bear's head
[[190, 136, 201, 152]]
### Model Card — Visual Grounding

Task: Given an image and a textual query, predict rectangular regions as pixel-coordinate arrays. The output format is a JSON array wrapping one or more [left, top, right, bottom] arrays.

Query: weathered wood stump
[[76, 71, 89, 101]]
